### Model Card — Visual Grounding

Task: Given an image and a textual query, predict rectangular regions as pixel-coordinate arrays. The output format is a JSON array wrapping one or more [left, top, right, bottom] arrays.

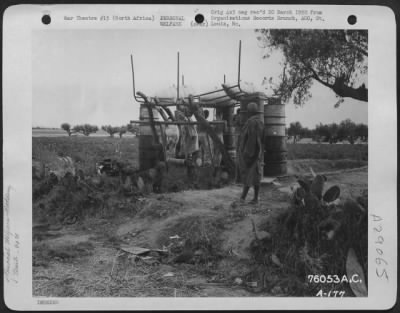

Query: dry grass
[[33, 241, 229, 297], [157, 214, 226, 258], [33, 241, 95, 267], [136, 198, 184, 219]]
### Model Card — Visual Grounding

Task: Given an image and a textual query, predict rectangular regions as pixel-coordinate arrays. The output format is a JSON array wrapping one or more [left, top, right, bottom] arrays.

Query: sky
[[33, 29, 368, 129]]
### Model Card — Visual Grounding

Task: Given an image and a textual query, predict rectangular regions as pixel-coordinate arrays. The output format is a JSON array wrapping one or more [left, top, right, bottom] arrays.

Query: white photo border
[[3, 4, 397, 310]]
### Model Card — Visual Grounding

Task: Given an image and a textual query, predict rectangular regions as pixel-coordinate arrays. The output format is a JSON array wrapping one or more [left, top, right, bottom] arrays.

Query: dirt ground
[[33, 161, 367, 297]]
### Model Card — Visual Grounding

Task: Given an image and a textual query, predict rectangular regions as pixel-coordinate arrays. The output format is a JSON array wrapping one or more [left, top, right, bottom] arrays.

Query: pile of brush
[[157, 215, 226, 266], [33, 167, 144, 227], [252, 169, 367, 296]]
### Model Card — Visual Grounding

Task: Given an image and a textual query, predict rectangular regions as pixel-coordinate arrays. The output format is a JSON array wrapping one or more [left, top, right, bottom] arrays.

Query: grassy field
[[33, 136, 368, 169], [33, 137, 139, 176], [32, 136, 367, 194], [287, 143, 368, 161]]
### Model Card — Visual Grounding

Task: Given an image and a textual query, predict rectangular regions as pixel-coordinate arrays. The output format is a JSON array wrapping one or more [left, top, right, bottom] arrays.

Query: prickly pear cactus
[[323, 185, 341, 203], [254, 169, 367, 296]]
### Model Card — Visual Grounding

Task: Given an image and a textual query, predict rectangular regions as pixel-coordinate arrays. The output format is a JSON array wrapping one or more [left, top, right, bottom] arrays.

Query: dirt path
[[33, 167, 367, 297]]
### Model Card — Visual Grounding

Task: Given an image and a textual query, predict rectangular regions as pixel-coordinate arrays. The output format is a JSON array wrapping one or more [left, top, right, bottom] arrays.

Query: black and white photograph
[[31, 28, 369, 297], [2, 4, 397, 310]]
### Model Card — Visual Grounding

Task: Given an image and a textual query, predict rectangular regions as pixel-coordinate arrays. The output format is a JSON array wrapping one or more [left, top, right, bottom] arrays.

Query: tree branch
[[291, 75, 314, 90], [309, 66, 368, 102], [343, 30, 368, 57], [308, 67, 334, 89], [332, 80, 368, 102]]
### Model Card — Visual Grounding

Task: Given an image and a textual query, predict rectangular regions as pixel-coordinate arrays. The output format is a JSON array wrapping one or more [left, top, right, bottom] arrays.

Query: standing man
[[237, 102, 264, 204], [233, 108, 242, 182]]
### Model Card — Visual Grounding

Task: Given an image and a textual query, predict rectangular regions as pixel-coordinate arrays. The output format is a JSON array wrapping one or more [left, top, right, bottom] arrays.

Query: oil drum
[[263, 98, 287, 176]]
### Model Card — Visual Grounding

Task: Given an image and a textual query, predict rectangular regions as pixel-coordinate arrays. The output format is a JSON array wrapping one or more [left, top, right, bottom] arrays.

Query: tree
[[101, 125, 120, 137], [337, 119, 357, 144], [118, 126, 127, 138], [315, 122, 339, 143], [288, 121, 303, 143], [315, 123, 329, 142], [300, 127, 313, 138], [354, 123, 368, 142], [61, 123, 72, 136], [127, 123, 140, 136], [255, 29, 368, 105], [73, 124, 98, 136]]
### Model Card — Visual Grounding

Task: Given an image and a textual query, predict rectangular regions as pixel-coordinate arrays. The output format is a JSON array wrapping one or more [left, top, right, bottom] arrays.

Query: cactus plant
[[254, 169, 367, 296]]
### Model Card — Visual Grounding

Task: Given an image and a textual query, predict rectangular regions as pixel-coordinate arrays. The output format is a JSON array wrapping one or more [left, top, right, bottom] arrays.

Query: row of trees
[[61, 123, 140, 137], [288, 119, 368, 144], [62, 119, 366, 143]]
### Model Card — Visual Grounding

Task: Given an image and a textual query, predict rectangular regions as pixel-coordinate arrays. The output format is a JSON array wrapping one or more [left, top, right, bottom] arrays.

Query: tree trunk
[[332, 80, 368, 102]]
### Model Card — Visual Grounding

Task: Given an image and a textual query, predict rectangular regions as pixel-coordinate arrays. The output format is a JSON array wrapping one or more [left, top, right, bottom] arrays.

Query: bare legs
[[240, 186, 250, 201], [240, 185, 260, 204], [250, 185, 260, 204]]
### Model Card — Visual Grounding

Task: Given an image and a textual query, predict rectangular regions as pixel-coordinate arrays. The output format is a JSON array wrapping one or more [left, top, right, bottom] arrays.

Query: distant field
[[33, 128, 67, 137], [287, 143, 368, 161]]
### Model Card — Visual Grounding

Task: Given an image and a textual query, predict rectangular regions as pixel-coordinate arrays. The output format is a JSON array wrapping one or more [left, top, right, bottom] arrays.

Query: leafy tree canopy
[[61, 123, 72, 136], [102, 125, 120, 137], [289, 119, 367, 144], [255, 29, 368, 105], [288, 121, 303, 137], [73, 124, 98, 136], [119, 126, 127, 138]]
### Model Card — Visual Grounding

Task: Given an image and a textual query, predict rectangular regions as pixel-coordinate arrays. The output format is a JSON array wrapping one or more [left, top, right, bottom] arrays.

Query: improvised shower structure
[[129, 40, 288, 177]]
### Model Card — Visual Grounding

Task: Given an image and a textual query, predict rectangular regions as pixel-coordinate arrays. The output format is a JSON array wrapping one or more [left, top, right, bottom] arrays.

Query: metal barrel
[[263, 98, 287, 176], [139, 104, 162, 171], [239, 92, 267, 127], [214, 107, 236, 165], [227, 149, 236, 162], [224, 126, 236, 151]]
